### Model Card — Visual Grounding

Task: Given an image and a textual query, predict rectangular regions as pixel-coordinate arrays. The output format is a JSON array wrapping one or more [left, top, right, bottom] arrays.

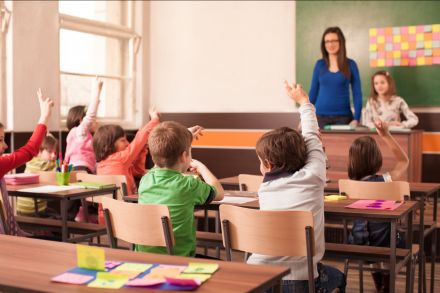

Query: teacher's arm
[[350, 60, 363, 125], [308, 61, 320, 105]]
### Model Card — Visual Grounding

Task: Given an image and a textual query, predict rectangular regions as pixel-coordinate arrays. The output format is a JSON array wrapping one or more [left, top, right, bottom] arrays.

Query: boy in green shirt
[[137, 121, 224, 256]]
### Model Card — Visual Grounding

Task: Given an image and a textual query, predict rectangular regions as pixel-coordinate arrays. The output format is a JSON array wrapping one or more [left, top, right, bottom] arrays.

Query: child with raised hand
[[246, 81, 345, 293], [363, 70, 418, 129], [137, 121, 224, 257], [93, 108, 161, 196], [65, 77, 103, 174], [0, 89, 54, 235], [348, 120, 409, 292]]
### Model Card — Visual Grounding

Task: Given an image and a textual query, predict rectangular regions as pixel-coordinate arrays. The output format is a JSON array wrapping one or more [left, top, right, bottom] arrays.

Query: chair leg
[[359, 261, 364, 293], [344, 259, 349, 278], [430, 228, 437, 293]]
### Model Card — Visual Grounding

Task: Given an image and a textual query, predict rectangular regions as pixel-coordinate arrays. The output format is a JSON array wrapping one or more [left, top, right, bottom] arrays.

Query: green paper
[[113, 262, 153, 272]]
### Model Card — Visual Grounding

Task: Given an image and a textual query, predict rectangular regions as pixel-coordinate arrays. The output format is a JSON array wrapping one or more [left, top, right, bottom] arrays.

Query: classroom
[[0, 1, 439, 292]]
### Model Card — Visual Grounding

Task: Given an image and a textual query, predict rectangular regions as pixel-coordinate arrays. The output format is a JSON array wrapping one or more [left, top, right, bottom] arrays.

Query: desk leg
[[406, 210, 414, 293], [431, 190, 438, 293], [390, 221, 397, 293], [419, 195, 425, 293], [60, 199, 68, 242]]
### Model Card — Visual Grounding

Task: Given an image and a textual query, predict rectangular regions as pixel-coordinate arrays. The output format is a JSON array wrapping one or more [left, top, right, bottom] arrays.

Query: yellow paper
[[369, 28, 377, 37], [393, 35, 401, 43], [377, 59, 385, 67], [409, 26, 416, 34], [113, 262, 152, 272], [110, 270, 141, 280], [184, 263, 219, 274], [393, 51, 401, 58], [401, 42, 409, 50], [87, 272, 128, 289], [369, 44, 377, 52], [433, 24, 440, 33], [146, 267, 182, 279], [416, 33, 424, 41], [76, 245, 105, 271], [179, 273, 211, 283], [324, 195, 348, 202], [425, 41, 432, 49], [377, 36, 385, 44], [417, 57, 425, 65]]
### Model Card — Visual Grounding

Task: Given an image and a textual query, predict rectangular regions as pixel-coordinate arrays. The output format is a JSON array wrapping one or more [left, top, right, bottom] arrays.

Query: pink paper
[[105, 261, 122, 269], [386, 59, 394, 66], [378, 51, 385, 58], [417, 50, 425, 57], [370, 36, 377, 43], [417, 26, 424, 33], [4, 173, 39, 185], [400, 26, 408, 35], [401, 51, 409, 58], [433, 32, 440, 40], [386, 36, 393, 43], [434, 57, 440, 64], [393, 43, 401, 50], [126, 278, 165, 287], [409, 59, 417, 66], [378, 28, 385, 35], [409, 34, 416, 42], [165, 277, 201, 286], [51, 272, 94, 285], [345, 200, 404, 211]]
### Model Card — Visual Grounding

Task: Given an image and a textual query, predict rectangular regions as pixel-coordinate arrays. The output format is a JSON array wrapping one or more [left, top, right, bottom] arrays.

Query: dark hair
[[321, 26, 351, 79], [256, 127, 306, 173], [369, 70, 397, 105], [93, 125, 125, 162], [66, 105, 86, 131], [348, 136, 382, 180], [0, 122, 3, 129], [148, 121, 193, 168], [40, 134, 58, 152]]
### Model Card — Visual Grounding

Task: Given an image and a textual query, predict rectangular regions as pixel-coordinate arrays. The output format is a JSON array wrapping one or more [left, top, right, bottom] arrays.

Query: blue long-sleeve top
[[309, 59, 363, 121]]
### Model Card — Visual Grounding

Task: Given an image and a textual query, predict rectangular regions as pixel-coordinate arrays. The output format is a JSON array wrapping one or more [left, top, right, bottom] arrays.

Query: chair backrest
[[338, 179, 410, 201], [238, 174, 263, 192], [37, 170, 80, 184], [101, 197, 175, 254], [76, 173, 128, 201]]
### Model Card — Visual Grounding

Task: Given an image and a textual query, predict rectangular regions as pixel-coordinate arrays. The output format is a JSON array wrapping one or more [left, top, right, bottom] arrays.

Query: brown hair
[[348, 136, 382, 180], [148, 121, 193, 168], [321, 26, 350, 79], [93, 124, 125, 162], [0, 122, 3, 129], [369, 70, 397, 106], [40, 134, 58, 152], [256, 127, 306, 173], [66, 105, 86, 131]]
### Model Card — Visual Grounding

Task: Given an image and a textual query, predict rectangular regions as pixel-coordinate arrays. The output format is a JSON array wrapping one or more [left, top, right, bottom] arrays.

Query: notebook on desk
[[70, 182, 116, 189]]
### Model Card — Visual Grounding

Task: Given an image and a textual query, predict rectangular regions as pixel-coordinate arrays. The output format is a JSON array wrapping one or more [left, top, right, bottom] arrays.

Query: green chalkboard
[[296, 1, 440, 107]]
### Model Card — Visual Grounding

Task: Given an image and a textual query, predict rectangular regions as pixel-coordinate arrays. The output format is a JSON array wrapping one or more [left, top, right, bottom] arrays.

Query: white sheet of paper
[[17, 185, 83, 193], [214, 196, 257, 204]]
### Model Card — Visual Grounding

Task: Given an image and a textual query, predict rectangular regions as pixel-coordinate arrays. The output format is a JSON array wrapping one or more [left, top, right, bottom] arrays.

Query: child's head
[[148, 121, 193, 171], [0, 122, 8, 155], [39, 134, 58, 161], [93, 125, 126, 162], [348, 136, 382, 180], [370, 70, 396, 100], [66, 105, 86, 131], [255, 127, 306, 176]]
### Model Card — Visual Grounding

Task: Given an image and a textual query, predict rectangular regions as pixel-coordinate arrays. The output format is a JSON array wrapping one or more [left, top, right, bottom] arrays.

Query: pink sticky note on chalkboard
[[51, 272, 94, 285], [433, 57, 440, 64]]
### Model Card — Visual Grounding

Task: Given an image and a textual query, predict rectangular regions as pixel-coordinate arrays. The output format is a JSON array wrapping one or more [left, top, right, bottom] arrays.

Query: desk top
[[0, 235, 289, 293]]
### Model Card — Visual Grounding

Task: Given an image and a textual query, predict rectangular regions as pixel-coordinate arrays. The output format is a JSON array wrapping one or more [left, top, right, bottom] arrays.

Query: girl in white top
[[363, 70, 418, 129]]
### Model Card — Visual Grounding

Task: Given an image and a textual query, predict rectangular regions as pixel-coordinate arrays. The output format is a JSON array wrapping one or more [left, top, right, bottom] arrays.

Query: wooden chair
[[101, 197, 174, 254], [76, 173, 128, 202], [0, 199, 6, 234], [220, 205, 316, 293], [238, 174, 263, 192]]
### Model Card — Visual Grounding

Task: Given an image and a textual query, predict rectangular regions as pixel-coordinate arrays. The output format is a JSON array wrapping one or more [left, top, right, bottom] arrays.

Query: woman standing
[[309, 27, 362, 129]]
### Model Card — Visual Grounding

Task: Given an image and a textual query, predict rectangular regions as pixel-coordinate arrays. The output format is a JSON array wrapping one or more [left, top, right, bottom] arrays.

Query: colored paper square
[[401, 51, 409, 58], [378, 28, 385, 35], [393, 35, 401, 43], [386, 59, 393, 66], [51, 272, 94, 285], [87, 272, 128, 289], [409, 50, 417, 58], [409, 26, 416, 34], [370, 59, 378, 67], [416, 41, 424, 49], [378, 35, 385, 44], [393, 59, 401, 66], [425, 49, 433, 56], [401, 34, 408, 42], [76, 245, 105, 271], [417, 26, 424, 33], [392, 27, 400, 35], [400, 26, 409, 35], [369, 28, 377, 37], [433, 33, 440, 40], [433, 56, 440, 64], [409, 59, 417, 66], [385, 27, 393, 35], [425, 41, 433, 49], [385, 43, 393, 51], [424, 25, 432, 32], [369, 52, 378, 59], [378, 51, 385, 58], [184, 263, 219, 274], [433, 41, 440, 48], [433, 48, 440, 56], [386, 51, 393, 59], [426, 57, 433, 65], [378, 59, 385, 67], [433, 24, 440, 32], [401, 58, 409, 66], [393, 51, 401, 58], [370, 36, 377, 43], [386, 35, 393, 43], [417, 57, 425, 65], [369, 44, 378, 52], [378, 44, 385, 51], [409, 42, 417, 50], [393, 43, 401, 50], [401, 42, 409, 50], [417, 49, 424, 57], [409, 34, 416, 42], [113, 263, 153, 272], [425, 33, 433, 41], [416, 33, 424, 41]]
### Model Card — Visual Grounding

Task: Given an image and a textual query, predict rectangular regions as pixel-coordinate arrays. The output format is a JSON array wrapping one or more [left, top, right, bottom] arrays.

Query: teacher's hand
[[349, 120, 359, 127]]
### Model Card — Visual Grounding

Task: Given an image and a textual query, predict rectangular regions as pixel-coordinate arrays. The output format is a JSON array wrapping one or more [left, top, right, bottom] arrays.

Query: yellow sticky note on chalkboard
[[76, 245, 105, 271]]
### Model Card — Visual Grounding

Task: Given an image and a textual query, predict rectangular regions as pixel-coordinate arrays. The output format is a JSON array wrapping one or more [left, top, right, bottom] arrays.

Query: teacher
[[309, 27, 362, 129]]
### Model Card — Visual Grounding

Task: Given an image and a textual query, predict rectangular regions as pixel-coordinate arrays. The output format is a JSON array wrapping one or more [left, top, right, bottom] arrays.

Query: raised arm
[[375, 120, 409, 180], [0, 89, 53, 177], [350, 60, 363, 125], [189, 159, 224, 201], [77, 78, 103, 137], [399, 99, 419, 128]]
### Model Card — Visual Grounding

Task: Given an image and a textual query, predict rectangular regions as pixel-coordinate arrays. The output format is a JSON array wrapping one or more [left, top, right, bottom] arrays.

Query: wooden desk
[[0, 235, 289, 293], [321, 130, 422, 182], [7, 184, 118, 242]]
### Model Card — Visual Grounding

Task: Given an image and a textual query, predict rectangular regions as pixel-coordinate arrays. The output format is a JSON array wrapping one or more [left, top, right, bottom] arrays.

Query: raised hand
[[148, 106, 160, 121], [284, 80, 309, 105], [37, 88, 54, 125], [374, 120, 390, 137], [188, 125, 204, 140], [92, 77, 104, 99]]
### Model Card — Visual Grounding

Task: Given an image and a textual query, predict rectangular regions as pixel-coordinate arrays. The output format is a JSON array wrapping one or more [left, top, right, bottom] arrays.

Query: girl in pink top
[[65, 78, 103, 174], [93, 109, 160, 195]]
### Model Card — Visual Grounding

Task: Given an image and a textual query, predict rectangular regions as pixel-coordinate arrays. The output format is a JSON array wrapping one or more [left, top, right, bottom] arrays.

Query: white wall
[[149, 1, 296, 113]]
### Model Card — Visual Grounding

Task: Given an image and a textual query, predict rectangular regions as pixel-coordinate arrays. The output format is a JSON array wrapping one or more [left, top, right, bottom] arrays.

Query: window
[[59, 1, 139, 123]]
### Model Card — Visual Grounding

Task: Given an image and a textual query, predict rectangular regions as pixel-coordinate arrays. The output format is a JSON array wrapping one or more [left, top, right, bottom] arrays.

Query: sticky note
[[434, 33, 440, 41], [416, 41, 424, 49], [401, 51, 409, 58], [401, 34, 408, 42], [370, 36, 377, 44], [425, 33, 433, 41], [178, 273, 211, 283], [409, 59, 417, 66], [416, 33, 424, 41], [324, 195, 347, 201], [51, 272, 94, 285], [425, 49, 433, 56], [386, 51, 393, 59], [409, 50, 417, 58], [369, 28, 377, 37], [386, 59, 393, 66], [378, 51, 385, 58], [165, 277, 201, 287], [377, 59, 385, 67], [393, 51, 401, 58], [393, 43, 401, 50], [433, 24, 440, 33], [126, 278, 165, 287], [76, 245, 105, 271], [416, 26, 424, 33], [110, 270, 142, 280], [184, 263, 219, 274], [369, 52, 378, 59], [433, 56, 440, 64], [369, 44, 377, 52], [113, 262, 153, 272], [417, 57, 425, 65], [385, 27, 393, 35], [434, 48, 440, 56], [385, 43, 393, 51], [409, 26, 416, 34], [426, 57, 433, 65], [400, 26, 409, 35], [369, 59, 377, 67], [392, 27, 400, 35], [386, 35, 393, 43], [105, 261, 122, 269], [424, 25, 432, 32], [393, 35, 401, 43], [87, 272, 128, 289], [401, 42, 409, 50], [378, 44, 385, 52], [417, 49, 425, 57], [409, 34, 416, 42], [401, 58, 409, 66], [393, 59, 401, 66], [377, 36, 385, 44], [146, 267, 182, 279], [378, 28, 385, 35]]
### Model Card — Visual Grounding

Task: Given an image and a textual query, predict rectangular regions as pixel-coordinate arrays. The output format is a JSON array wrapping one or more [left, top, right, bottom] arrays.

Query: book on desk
[[70, 182, 116, 189]]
